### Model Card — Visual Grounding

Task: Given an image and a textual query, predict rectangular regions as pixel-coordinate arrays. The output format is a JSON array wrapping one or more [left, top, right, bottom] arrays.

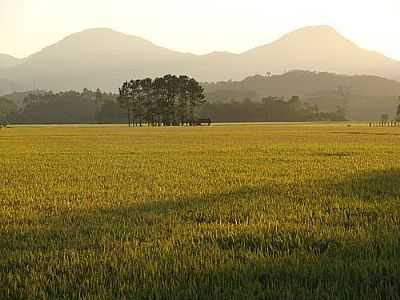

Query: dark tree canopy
[[118, 75, 206, 127], [8, 89, 114, 124]]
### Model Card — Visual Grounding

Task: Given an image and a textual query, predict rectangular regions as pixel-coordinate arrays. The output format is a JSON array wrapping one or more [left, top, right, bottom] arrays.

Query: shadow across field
[[330, 168, 400, 201], [1, 169, 400, 299]]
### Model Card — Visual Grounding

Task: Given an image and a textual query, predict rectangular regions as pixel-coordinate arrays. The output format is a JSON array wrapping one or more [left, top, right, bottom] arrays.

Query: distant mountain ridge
[[0, 26, 399, 93]]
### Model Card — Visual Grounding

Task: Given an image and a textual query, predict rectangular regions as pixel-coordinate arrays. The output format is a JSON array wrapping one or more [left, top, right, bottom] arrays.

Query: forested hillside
[[203, 71, 400, 120]]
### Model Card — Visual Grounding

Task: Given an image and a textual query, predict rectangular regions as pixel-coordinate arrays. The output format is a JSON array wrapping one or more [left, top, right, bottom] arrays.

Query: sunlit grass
[[1, 124, 399, 299]]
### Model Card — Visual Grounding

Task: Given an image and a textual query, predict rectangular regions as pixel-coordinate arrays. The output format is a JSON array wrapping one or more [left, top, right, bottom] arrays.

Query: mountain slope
[[0, 54, 20, 69], [3, 28, 193, 91], [1, 26, 400, 91], [20, 28, 187, 68], [239, 26, 397, 76], [0, 79, 21, 96]]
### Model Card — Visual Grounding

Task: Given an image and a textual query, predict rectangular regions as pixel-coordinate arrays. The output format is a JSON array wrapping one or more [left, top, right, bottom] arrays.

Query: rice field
[[0, 123, 399, 299]]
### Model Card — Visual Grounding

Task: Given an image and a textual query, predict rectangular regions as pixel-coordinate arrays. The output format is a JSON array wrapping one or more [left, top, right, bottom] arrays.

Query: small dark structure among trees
[[118, 75, 207, 127], [192, 118, 211, 126]]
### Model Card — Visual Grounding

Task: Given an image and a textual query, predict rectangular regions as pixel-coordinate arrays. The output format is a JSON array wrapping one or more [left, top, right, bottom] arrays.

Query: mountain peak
[[274, 25, 353, 46], [204, 51, 237, 57], [59, 27, 151, 45], [294, 25, 338, 34], [79, 27, 116, 33]]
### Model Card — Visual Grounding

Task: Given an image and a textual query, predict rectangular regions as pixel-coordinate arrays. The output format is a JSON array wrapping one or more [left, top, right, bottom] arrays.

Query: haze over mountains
[[0, 54, 21, 69], [0, 25, 399, 95]]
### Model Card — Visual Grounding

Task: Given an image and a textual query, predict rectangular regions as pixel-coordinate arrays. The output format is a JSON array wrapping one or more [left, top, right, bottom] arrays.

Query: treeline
[[118, 75, 205, 126], [0, 92, 346, 124], [0, 75, 348, 124], [0, 97, 17, 124], [3, 89, 113, 124], [200, 96, 346, 122]]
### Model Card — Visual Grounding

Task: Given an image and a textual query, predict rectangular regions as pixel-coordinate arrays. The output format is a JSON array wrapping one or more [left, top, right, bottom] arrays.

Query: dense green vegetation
[[1, 124, 399, 299]]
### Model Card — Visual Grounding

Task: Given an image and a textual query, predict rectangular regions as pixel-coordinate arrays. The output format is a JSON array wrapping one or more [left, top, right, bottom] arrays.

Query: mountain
[[0, 28, 193, 91], [0, 55, 21, 95], [203, 70, 400, 120], [0, 54, 21, 69], [239, 26, 397, 76], [1, 26, 399, 92]]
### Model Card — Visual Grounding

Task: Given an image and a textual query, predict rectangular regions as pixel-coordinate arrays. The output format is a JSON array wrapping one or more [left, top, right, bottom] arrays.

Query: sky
[[1, 0, 399, 59]]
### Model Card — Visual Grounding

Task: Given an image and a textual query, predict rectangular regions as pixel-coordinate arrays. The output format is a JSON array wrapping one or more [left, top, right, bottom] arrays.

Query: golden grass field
[[1, 123, 399, 299]]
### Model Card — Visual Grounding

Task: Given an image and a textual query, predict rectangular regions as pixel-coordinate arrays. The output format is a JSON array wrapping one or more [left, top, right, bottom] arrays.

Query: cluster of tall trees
[[118, 75, 205, 126]]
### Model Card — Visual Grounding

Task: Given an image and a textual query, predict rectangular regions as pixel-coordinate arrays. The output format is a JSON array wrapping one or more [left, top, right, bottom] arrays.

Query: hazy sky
[[1, 0, 399, 59]]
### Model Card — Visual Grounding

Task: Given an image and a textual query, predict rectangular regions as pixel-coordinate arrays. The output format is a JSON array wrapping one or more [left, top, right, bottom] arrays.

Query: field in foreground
[[0, 124, 399, 299]]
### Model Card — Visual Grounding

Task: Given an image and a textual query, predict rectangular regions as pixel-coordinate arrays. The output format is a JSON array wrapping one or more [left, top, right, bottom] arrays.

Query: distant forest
[[0, 85, 345, 125], [4, 70, 400, 124]]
